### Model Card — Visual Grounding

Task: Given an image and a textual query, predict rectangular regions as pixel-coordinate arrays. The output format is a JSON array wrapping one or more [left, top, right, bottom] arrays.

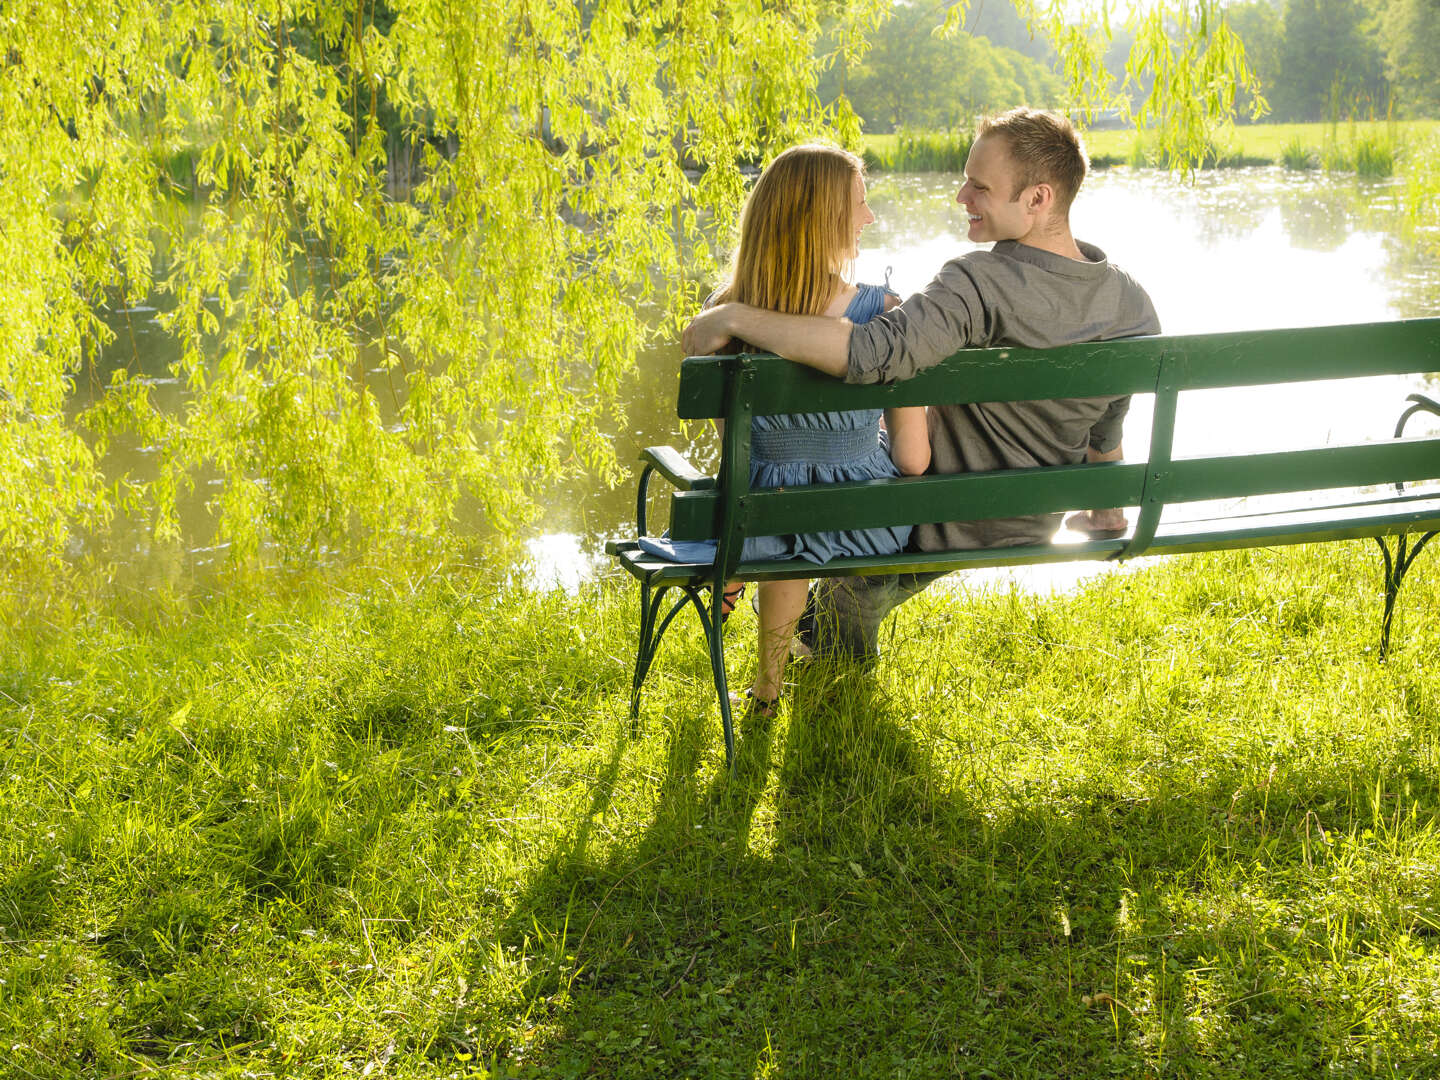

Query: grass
[[1083, 120, 1440, 176], [1280, 136, 1317, 171], [862, 121, 1440, 176], [2, 542, 1440, 1077], [862, 131, 973, 173]]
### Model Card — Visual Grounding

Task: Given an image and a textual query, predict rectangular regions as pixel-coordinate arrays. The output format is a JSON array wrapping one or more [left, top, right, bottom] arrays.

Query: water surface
[[531, 167, 1440, 592]]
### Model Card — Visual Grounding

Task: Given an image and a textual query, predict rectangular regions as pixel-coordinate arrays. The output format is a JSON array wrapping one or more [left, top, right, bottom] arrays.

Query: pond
[[525, 166, 1440, 593], [95, 167, 1439, 591]]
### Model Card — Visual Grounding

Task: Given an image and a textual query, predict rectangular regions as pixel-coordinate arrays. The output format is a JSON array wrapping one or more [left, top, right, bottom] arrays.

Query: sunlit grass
[[2, 543, 1439, 1076], [1081, 120, 1440, 174], [862, 131, 974, 173], [1280, 135, 1318, 171], [863, 121, 1440, 177]]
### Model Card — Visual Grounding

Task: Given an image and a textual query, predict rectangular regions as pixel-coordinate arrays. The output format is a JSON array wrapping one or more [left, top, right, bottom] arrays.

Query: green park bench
[[606, 319, 1440, 767]]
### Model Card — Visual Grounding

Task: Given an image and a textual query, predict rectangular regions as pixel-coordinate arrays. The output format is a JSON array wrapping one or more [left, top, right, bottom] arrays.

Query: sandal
[[729, 688, 780, 720], [713, 583, 745, 623]]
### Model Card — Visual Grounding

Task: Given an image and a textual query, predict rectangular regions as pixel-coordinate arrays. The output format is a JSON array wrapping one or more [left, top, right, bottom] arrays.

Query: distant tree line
[[818, 1, 1063, 133], [821, 0, 1439, 132], [1225, 0, 1439, 120]]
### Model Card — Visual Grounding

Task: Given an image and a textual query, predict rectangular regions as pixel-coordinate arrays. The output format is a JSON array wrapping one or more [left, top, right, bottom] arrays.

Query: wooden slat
[[1141, 506, 1440, 555], [1175, 320, 1440, 390], [612, 501, 1440, 586], [1121, 351, 1182, 558], [675, 318, 1440, 419], [667, 436, 1440, 543], [1162, 437, 1440, 504], [669, 461, 1148, 540], [677, 343, 1167, 418]]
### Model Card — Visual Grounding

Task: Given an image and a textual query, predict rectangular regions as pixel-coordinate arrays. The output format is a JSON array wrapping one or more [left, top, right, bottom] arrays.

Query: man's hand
[[682, 304, 737, 356], [1065, 507, 1128, 538], [1065, 443, 1128, 538]]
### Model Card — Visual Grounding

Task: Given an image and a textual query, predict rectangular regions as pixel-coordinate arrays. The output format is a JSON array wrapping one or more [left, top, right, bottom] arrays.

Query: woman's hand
[[682, 304, 737, 356]]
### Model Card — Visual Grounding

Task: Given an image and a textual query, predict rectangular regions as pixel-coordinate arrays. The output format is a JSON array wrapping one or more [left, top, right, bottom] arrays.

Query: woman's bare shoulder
[[822, 282, 859, 318]]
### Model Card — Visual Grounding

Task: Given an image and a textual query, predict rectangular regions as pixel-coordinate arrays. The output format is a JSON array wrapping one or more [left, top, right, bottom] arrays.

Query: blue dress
[[642, 283, 912, 566]]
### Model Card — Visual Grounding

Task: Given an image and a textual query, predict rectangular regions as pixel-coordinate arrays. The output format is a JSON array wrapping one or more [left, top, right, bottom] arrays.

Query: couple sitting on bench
[[669, 107, 1161, 717]]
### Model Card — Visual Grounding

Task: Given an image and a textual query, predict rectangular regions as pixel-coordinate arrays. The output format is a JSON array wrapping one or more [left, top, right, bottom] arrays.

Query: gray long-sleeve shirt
[[847, 239, 1161, 551]]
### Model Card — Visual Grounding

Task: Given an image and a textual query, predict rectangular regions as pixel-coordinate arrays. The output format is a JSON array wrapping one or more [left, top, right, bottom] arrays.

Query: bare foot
[[1066, 508, 1128, 538]]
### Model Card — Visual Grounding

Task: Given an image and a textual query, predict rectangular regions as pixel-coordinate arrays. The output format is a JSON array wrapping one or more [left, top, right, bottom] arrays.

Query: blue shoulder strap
[[846, 282, 888, 325]]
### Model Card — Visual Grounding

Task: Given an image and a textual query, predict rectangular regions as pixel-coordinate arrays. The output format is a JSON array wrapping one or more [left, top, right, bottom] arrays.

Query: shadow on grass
[[464, 665, 1121, 1075], [455, 642, 1440, 1078]]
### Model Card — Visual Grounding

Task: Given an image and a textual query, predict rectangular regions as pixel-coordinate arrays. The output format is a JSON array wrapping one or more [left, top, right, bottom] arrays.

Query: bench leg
[[630, 583, 720, 729], [701, 595, 736, 771], [631, 582, 700, 724], [1375, 530, 1437, 661], [630, 579, 663, 726], [1376, 393, 1440, 660], [628, 578, 736, 770]]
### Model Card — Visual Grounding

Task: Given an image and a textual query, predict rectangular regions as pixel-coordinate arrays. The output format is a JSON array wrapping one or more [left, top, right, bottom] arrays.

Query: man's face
[[955, 135, 1035, 244]]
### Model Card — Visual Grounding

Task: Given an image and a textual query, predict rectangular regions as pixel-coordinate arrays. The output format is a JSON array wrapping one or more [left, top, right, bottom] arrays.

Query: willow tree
[[0, 0, 1257, 572]]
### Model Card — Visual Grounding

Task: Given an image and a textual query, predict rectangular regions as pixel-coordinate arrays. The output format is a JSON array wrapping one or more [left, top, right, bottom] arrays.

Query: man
[[682, 108, 1161, 659]]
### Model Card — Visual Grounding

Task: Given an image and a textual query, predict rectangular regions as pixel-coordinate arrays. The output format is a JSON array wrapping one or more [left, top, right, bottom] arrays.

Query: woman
[[709, 144, 930, 715]]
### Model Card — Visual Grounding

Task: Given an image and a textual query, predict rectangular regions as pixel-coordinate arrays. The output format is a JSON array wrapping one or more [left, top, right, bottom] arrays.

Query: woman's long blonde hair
[[714, 144, 862, 316]]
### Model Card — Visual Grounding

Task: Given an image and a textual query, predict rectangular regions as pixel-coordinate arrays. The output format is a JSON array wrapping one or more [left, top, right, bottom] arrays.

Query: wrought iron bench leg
[[630, 580, 709, 726], [630, 577, 664, 725], [1376, 531, 1437, 661], [702, 593, 736, 770], [631, 579, 737, 769], [1375, 393, 1440, 661]]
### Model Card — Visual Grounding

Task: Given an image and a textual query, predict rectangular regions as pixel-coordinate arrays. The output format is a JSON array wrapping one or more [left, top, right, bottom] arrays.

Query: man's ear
[[1026, 182, 1054, 214]]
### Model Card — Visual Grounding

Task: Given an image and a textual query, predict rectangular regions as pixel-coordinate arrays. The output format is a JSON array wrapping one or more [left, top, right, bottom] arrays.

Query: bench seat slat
[[607, 497, 1440, 586], [605, 537, 1130, 582]]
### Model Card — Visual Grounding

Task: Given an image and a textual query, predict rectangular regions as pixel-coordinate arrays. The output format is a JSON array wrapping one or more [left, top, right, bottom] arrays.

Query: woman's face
[[848, 172, 876, 259]]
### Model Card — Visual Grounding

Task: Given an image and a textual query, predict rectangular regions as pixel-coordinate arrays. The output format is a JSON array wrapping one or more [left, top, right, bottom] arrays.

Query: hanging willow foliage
[[944, 0, 1266, 174], [0, 0, 1253, 570]]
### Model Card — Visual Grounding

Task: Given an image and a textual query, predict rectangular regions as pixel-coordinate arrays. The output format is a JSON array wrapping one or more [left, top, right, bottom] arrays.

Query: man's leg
[[799, 571, 948, 661]]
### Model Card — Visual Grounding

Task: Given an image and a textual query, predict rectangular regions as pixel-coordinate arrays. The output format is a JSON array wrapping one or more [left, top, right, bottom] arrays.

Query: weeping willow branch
[[0, 0, 1249, 571]]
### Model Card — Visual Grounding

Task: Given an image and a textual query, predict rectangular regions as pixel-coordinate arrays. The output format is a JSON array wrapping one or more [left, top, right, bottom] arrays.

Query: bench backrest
[[668, 319, 1440, 574]]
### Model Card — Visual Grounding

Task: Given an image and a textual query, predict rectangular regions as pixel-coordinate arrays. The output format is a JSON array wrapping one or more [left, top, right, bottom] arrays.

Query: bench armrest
[[635, 446, 715, 536], [640, 446, 715, 492]]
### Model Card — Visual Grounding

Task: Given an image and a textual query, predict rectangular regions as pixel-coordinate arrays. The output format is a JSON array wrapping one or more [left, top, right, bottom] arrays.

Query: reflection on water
[[536, 167, 1440, 595], [857, 168, 1428, 326], [520, 533, 604, 593]]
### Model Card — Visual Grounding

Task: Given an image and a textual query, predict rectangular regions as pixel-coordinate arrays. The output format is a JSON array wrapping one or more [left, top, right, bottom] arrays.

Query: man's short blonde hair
[[976, 108, 1089, 215]]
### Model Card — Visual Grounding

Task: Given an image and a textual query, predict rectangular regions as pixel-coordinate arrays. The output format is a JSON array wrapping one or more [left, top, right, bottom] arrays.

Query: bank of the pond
[[863, 120, 1440, 174], [2, 544, 1438, 1077]]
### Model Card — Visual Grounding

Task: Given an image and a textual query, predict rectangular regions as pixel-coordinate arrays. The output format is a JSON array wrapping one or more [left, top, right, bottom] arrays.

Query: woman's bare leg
[[753, 578, 809, 702]]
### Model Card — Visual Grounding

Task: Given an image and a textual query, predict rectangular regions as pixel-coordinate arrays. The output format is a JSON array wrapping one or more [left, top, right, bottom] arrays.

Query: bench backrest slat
[[668, 437, 1440, 542], [1167, 437, 1440, 504], [672, 461, 1149, 539], [676, 319, 1440, 418]]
